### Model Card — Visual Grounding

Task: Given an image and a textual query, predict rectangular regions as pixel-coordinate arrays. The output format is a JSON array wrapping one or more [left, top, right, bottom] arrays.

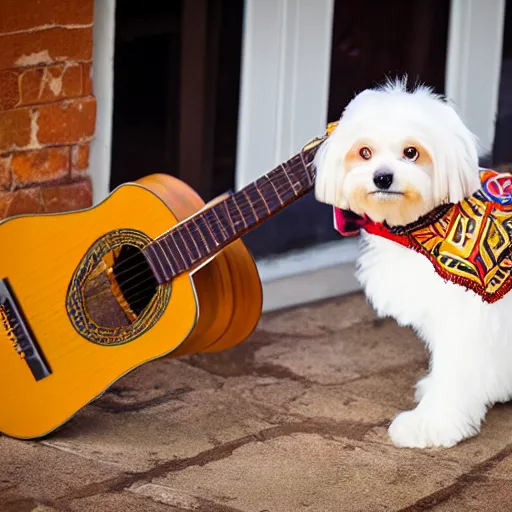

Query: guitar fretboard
[[143, 143, 321, 284]]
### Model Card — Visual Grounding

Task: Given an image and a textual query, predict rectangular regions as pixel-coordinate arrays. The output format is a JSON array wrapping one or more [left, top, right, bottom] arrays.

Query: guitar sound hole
[[112, 245, 159, 316], [82, 244, 159, 329]]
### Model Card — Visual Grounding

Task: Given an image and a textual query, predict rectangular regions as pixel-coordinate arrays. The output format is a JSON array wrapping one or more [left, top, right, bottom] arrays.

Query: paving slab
[[0, 435, 126, 509], [252, 319, 426, 386], [66, 491, 195, 512]]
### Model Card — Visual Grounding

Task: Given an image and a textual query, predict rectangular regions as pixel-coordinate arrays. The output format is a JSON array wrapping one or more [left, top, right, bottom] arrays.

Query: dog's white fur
[[314, 78, 512, 449]]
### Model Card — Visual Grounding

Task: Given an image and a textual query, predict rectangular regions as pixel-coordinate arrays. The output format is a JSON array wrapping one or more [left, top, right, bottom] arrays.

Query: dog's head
[[314, 78, 481, 226]]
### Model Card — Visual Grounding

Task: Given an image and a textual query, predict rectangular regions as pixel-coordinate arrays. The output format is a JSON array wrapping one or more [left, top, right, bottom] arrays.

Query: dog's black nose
[[373, 171, 394, 190]]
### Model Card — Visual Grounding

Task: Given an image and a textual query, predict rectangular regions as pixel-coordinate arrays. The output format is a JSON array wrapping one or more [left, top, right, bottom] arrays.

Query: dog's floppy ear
[[314, 134, 336, 205], [433, 115, 481, 204], [446, 130, 481, 204], [314, 124, 350, 208]]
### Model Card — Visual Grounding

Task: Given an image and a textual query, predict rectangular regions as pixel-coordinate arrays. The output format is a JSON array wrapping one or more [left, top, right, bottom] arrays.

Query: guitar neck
[[143, 136, 325, 284]]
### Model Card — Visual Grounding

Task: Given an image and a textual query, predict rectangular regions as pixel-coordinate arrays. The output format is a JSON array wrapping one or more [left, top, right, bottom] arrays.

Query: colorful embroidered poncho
[[334, 170, 512, 303]]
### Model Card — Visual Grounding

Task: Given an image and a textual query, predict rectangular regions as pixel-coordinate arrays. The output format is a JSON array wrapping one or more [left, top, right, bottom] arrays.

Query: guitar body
[[0, 174, 262, 439]]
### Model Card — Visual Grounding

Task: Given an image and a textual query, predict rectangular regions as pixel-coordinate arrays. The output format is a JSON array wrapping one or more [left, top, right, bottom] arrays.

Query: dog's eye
[[359, 147, 372, 160], [403, 146, 419, 161]]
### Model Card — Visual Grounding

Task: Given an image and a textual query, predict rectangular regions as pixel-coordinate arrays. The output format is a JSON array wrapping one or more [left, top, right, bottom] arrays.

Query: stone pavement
[[3, 292, 512, 512]]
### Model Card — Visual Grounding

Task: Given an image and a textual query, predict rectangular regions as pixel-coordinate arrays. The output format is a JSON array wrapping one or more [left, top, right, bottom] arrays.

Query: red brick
[[0, 0, 93, 33], [0, 108, 32, 153], [41, 177, 92, 213], [0, 155, 12, 189], [71, 144, 89, 175], [0, 69, 20, 110], [61, 64, 82, 96], [36, 97, 96, 145], [0, 192, 7, 217], [19, 68, 44, 105], [0, 187, 43, 219], [0, 27, 92, 69], [12, 147, 70, 186], [0, 191, 8, 217], [82, 62, 92, 95], [20, 64, 83, 106]]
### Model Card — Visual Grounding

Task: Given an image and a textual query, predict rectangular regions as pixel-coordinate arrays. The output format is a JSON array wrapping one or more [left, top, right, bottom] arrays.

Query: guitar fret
[[257, 175, 280, 211], [233, 198, 247, 229], [256, 185, 271, 215], [299, 151, 314, 186], [275, 176, 294, 204], [266, 174, 284, 206], [157, 239, 177, 275], [236, 189, 253, 226], [207, 207, 229, 241], [198, 214, 219, 251], [282, 163, 298, 197], [145, 242, 169, 283], [176, 230, 193, 266], [166, 231, 187, 269], [220, 203, 235, 237], [182, 224, 201, 261], [169, 231, 187, 268], [222, 200, 236, 235], [192, 217, 211, 254], [243, 189, 260, 224], [160, 236, 179, 271], [223, 198, 240, 230]]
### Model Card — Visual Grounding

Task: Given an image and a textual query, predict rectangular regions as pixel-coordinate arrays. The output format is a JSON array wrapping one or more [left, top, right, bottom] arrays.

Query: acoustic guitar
[[0, 123, 336, 439]]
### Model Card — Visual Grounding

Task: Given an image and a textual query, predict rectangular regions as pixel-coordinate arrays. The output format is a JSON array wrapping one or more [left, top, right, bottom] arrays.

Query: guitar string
[[81, 172, 316, 306]]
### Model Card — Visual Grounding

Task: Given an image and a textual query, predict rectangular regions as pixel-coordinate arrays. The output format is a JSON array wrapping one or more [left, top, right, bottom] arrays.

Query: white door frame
[[90, 0, 116, 204]]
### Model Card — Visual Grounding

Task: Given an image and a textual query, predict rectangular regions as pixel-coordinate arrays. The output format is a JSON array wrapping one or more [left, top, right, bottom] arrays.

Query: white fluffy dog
[[314, 78, 512, 449]]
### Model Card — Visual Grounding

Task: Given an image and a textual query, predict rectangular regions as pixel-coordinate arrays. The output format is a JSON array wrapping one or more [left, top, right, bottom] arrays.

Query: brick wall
[[0, 0, 96, 220]]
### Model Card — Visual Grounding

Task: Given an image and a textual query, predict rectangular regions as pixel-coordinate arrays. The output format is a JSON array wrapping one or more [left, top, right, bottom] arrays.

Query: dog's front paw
[[388, 409, 475, 449]]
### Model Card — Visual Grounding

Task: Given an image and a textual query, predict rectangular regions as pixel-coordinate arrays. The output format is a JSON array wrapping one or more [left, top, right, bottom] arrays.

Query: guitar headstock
[[301, 121, 339, 153]]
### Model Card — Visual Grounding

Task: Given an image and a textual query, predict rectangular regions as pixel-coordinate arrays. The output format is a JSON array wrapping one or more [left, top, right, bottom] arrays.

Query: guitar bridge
[[0, 278, 51, 381]]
